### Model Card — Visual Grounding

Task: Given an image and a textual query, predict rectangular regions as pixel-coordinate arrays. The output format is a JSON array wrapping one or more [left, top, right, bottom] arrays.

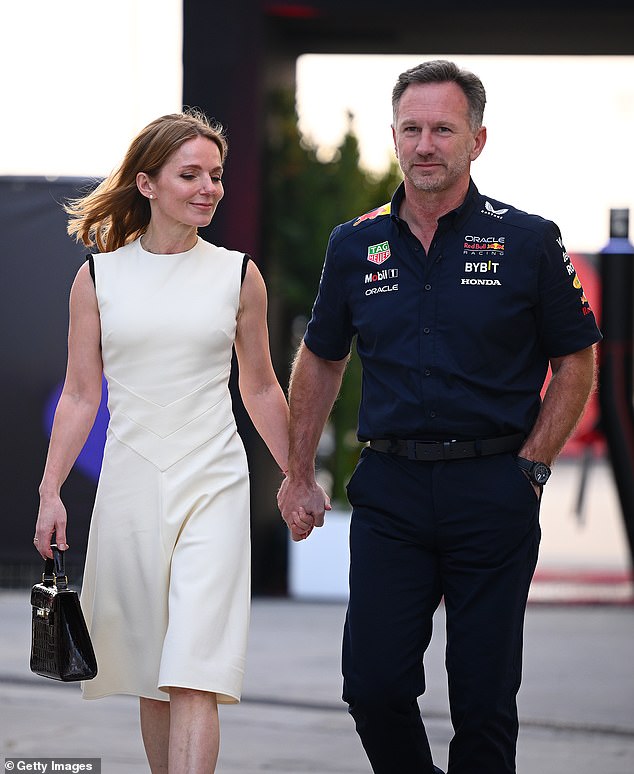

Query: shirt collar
[[390, 178, 480, 233]]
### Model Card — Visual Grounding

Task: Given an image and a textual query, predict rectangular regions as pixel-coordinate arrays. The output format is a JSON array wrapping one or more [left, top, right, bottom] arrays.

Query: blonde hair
[[66, 109, 228, 252]]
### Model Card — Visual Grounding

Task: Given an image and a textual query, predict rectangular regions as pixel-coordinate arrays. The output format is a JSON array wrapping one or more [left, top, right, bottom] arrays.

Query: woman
[[34, 110, 290, 772]]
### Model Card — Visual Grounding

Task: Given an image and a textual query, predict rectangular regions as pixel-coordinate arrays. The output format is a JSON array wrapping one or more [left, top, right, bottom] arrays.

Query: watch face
[[533, 463, 551, 485]]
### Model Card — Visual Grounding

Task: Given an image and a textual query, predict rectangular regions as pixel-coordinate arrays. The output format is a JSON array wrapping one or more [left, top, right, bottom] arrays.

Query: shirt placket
[[419, 231, 446, 430]]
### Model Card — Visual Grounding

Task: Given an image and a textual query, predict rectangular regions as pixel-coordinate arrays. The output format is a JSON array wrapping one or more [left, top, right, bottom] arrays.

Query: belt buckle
[[408, 440, 441, 461], [407, 440, 422, 460], [413, 439, 463, 461]]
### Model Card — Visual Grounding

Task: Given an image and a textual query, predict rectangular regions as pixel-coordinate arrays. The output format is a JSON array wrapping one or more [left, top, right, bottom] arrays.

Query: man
[[278, 60, 600, 774]]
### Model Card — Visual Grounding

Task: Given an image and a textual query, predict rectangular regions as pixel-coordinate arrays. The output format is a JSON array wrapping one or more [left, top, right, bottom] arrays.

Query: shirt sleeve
[[304, 226, 354, 361], [536, 221, 602, 358]]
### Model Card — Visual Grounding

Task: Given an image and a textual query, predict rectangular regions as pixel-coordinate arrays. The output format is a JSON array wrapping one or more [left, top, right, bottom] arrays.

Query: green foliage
[[263, 88, 401, 503]]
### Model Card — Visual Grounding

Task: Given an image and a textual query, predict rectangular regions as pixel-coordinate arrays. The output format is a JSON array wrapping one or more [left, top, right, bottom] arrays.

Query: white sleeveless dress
[[80, 236, 250, 703]]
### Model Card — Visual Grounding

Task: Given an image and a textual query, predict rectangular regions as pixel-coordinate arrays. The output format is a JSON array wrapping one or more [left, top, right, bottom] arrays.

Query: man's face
[[392, 81, 486, 195]]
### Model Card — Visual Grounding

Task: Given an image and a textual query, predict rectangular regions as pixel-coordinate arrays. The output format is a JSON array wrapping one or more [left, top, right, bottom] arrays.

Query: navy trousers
[[342, 448, 541, 774]]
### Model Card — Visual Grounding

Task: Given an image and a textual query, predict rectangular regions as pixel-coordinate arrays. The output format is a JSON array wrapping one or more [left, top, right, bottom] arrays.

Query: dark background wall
[[0, 178, 99, 584]]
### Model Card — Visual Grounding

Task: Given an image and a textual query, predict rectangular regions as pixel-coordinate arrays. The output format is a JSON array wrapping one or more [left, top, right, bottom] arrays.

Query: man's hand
[[278, 476, 331, 542]]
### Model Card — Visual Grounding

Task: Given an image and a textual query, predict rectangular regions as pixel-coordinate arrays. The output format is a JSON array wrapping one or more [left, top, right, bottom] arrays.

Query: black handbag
[[30, 545, 98, 681]]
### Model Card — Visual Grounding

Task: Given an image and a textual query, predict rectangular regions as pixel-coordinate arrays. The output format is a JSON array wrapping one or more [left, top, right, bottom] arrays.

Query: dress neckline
[[137, 235, 200, 257]]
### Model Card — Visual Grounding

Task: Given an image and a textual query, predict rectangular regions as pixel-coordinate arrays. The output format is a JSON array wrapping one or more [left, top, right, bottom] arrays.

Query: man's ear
[[470, 125, 487, 162]]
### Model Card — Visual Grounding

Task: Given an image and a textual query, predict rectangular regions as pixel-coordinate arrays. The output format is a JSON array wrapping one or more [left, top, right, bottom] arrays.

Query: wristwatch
[[516, 456, 551, 486]]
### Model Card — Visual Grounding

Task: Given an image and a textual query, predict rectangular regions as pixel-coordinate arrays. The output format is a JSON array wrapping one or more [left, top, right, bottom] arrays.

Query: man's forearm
[[520, 345, 597, 465], [287, 343, 348, 480]]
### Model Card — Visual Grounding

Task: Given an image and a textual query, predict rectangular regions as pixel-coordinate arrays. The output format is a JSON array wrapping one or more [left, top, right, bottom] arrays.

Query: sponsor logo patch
[[460, 278, 502, 286], [365, 284, 399, 296], [354, 203, 391, 226], [556, 237, 593, 314], [463, 260, 501, 274], [481, 201, 509, 219], [463, 235, 506, 256], [365, 268, 399, 284], [460, 257, 502, 286], [367, 240, 391, 265]]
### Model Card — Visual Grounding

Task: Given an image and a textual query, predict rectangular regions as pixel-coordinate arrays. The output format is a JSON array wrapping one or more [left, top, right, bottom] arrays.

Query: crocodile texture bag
[[30, 545, 97, 682]]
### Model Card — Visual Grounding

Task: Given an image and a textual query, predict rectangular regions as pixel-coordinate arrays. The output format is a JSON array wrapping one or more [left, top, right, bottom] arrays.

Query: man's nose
[[415, 128, 435, 155]]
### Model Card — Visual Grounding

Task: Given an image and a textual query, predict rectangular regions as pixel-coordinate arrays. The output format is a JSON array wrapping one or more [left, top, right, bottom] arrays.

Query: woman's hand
[[278, 476, 331, 541], [34, 494, 68, 559]]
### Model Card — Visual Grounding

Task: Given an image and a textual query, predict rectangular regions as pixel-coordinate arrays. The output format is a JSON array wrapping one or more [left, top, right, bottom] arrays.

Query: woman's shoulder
[[197, 237, 245, 262], [92, 238, 138, 263]]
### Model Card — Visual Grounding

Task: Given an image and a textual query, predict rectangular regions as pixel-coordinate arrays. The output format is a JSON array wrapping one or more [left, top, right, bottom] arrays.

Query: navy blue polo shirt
[[304, 180, 602, 442]]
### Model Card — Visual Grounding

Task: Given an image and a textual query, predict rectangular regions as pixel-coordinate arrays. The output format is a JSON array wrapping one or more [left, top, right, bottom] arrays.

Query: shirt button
[[423, 327, 431, 334], [424, 369, 431, 376], [424, 284, 432, 291], [430, 411, 437, 418]]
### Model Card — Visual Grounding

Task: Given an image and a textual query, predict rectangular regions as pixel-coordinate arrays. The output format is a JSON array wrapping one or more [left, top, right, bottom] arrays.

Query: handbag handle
[[42, 544, 68, 590]]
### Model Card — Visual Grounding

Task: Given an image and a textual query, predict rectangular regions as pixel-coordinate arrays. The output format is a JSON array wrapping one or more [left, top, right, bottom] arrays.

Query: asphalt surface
[[1, 592, 633, 773], [3, 458, 633, 772]]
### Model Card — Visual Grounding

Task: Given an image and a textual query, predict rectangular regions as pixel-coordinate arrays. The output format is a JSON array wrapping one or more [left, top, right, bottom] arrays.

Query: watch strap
[[516, 456, 550, 485]]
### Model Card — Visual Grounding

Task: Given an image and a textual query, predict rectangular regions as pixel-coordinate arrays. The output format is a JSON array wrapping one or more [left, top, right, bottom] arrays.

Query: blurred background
[[2, 0, 634, 599]]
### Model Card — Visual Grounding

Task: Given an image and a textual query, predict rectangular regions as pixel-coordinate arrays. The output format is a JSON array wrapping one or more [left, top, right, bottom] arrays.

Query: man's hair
[[392, 60, 486, 131]]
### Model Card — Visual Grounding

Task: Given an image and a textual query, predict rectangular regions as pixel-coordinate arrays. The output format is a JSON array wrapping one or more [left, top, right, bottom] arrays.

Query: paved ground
[[3, 457, 633, 772], [1, 593, 633, 773]]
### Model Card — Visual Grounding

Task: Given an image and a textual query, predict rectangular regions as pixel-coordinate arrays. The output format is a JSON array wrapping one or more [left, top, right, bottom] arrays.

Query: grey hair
[[392, 60, 486, 131]]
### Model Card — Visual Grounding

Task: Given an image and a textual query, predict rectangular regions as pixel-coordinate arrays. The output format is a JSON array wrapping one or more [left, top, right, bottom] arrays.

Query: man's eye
[[181, 173, 195, 180], [212, 176, 223, 184]]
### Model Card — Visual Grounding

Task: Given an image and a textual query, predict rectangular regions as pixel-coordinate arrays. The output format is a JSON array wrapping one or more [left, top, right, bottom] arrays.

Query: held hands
[[34, 495, 69, 559], [277, 476, 331, 542]]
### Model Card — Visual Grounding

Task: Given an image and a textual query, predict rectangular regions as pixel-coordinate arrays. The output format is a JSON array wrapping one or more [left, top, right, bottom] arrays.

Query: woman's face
[[146, 136, 224, 229]]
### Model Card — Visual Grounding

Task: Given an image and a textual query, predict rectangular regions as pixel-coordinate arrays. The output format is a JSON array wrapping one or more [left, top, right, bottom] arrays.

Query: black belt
[[368, 433, 524, 461]]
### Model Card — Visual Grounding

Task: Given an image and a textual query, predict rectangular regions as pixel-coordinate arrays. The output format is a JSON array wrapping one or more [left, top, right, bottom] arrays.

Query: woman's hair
[[66, 109, 228, 252]]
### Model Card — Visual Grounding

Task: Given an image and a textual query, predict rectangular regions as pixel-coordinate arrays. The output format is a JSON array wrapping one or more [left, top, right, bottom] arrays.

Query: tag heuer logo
[[367, 241, 391, 265]]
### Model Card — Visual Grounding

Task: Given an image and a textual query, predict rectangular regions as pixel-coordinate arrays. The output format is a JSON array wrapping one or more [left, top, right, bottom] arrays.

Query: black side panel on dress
[[241, 254, 250, 285], [86, 255, 95, 287]]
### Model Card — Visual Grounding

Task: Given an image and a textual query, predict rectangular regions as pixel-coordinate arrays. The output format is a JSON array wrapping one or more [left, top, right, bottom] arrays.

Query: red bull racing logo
[[354, 202, 391, 226], [463, 235, 506, 256]]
